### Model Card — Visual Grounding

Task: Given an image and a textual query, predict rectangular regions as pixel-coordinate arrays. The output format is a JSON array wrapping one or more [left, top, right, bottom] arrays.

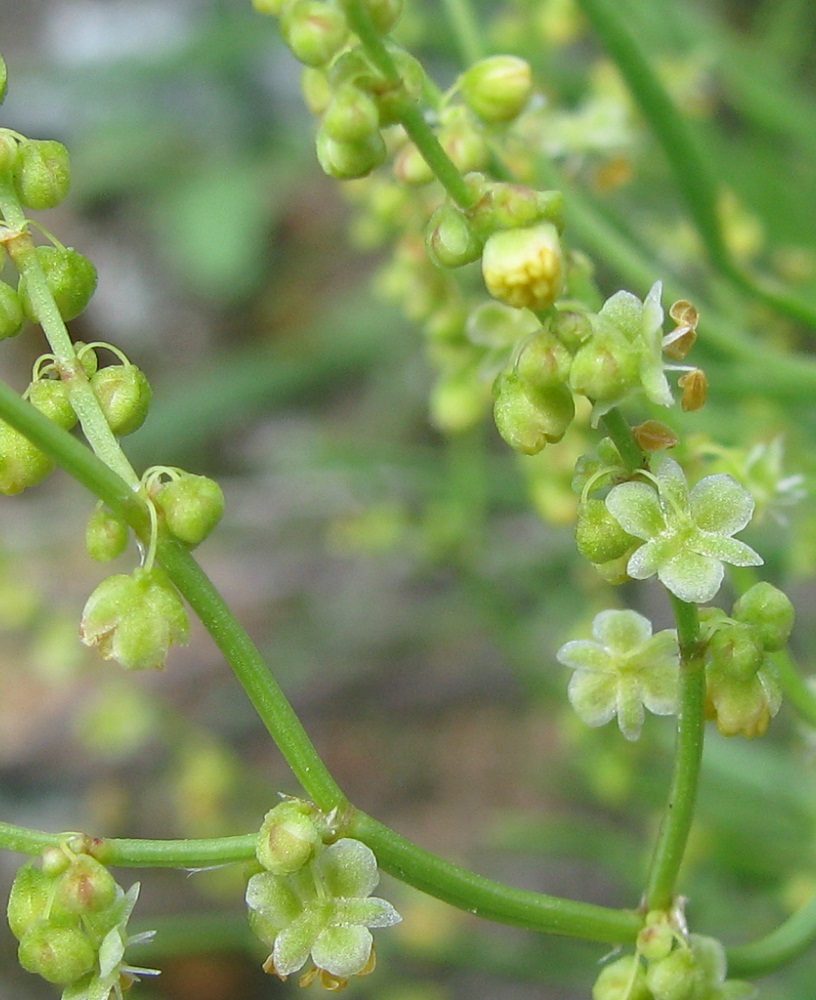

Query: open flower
[[606, 456, 762, 604], [557, 609, 679, 741], [246, 838, 401, 988]]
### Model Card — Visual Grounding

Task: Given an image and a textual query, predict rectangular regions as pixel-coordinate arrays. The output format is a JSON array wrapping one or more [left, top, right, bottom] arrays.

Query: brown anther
[[669, 299, 699, 329], [632, 420, 679, 452], [679, 369, 708, 411], [663, 325, 697, 361]]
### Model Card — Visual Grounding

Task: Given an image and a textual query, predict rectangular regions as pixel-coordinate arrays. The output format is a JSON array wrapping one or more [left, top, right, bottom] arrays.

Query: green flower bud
[[322, 83, 380, 143], [90, 364, 152, 436], [257, 800, 325, 875], [636, 911, 675, 962], [460, 55, 533, 123], [592, 956, 650, 1000], [482, 223, 565, 312], [154, 473, 225, 546], [41, 847, 71, 878], [569, 338, 639, 404], [645, 947, 698, 1000], [593, 551, 634, 586], [301, 67, 332, 115], [393, 141, 434, 185], [27, 378, 77, 430], [280, 1, 348, 67], [52, 855, 117, 916], [471, 182, 564, 236], [706, 619, 764, 682], [0, 132, 18, 174], [316, 127, 387, 179], [705, 666, 781, 738], [429, 370, 489, 434], [13, 139, 71, 210], [18, 920, 96, 985], [551, 309, 592, 352], [0, 419, 53, 495], [576, 498, 637, 564], [0, 279, 24, 340], [514, 327, 572, 388], [353, 0, 403, 34], [371, 48, 424, 126], [425, 203, 483, 269], [85, 506, 129, 562], [439, 113, 491, 175], [75, 343, 99, 377], [18, 246, 97, 322], [80, 566, 189, 671], [493, 371, 574, 455], [7, 863, 51, 941], [732, 582, 795, 651]]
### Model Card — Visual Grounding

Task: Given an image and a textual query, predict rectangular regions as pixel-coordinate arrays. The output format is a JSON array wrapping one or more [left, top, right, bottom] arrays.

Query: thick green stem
[[644, 596, 705, 911]]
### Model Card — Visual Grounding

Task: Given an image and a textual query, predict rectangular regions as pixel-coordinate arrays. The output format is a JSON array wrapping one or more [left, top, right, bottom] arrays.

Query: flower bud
[[569, 338, 639, 405], [429, 370, 488, 434], [256, 800, 324, 875], [85, 505, 129, 562], [576, 498, 637, 564], [280, 1, 348, 67], [13, 139, 71, 210], [18, 246, 97, 322], [0, 279, 24, 340], [393, 141, 434, 185], [551, 309, 592, 352], [645, 948, 698, 1000], [732, 582, 795, 651], [7, 864, 51, 941], [301, 66, 332, 115], [471, 182, 564, 235], [705, 668, 780, 738], [27, 378, 77, 430], [482, 223, 565, 312], [706, 619, 764, 681], [90, 364, 152, 436], [0, 419, 53, 495], [425, 204, 483, 269], [80, 566, 189, 671], [0, 132, 19, 173], [316, 128, 387, 179], [514, 328, 572, 388], [41, 847, 71, 878], [18, 920, 96, 985], [493, 371, 574, 454], [354, 0, 403, 34], [75, 343, 99, 377], [636, 911, 674, 962], [460, 55, 533, 123], [439, 113, 490, 175], [592, 956, 650, 1000], [593, 551, 634, 586], [322, 83, 380, 143], [52, 855, 117, 916], [154, 473, 225, 546]]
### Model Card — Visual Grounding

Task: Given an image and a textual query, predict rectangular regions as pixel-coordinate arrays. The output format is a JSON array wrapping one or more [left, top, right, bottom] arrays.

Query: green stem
[[0, 822, 63, 855], [644, 596, 705, 911], [441, 0, 485, 65], [601, 407, 644, 473], [726, 893, 816, 978], [348, 811, 642, 943]]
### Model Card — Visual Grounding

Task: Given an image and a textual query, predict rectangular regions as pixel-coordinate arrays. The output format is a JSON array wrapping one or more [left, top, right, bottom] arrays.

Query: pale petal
[[641, 281, 664, 337], [568, 670, 618, 727], [693, 532, 763, 568], [658, 550, 723, 604], [592, 609, 653, 652], [273, 910, 323, 977], [312, 925, 373, 979], [640, 664, 680, 716], [690, 474, 754, 534], [654, 456, 690, 510], [626, 539, 663, 580], [606, 482, 664, 539], [615, 674, 646, 741], [556, 639, 612, 673], [640, 360, 674, 407], [246, 872, 302, 927], [627, 630, 680, 675], [332, 897, 402, 930], [319, 839, 379, 899], [599, 289, 643, 340]]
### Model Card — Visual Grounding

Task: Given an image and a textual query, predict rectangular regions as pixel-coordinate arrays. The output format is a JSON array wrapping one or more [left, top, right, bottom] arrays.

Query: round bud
[[41, 847, 71, 878], [18, 246, 97, 322], [429, 370, 488, 434], [481, 223, 565, 312], [90, 364, 152, 436], [7, 864, 51, 941], [52, 855, 117, 916], [154, 473, 225, 546], [13, 140, 71, 210], [439, 115, 490, 175], [301, 67, 332, 115], [636, 912, 675, 962], [472, 182, 565, 235], [425, 203, 483, 269], [18, 920, 96, 985], [280, 1, 348, 67], [592, 956, 650, 1000], [27, 378, 77, 430], [322, 82, 380, 143], [0, 279, 24, 340], [732, 582, 795, 651], [316, 128, 387, 179], [460, 55, 533, 123], [493, 371, 574, 455], [706, 619, 764, 682], [256, 800, 324, 874], [576, 498, 636, 565], [355, 0, 403, 34], [569, 338, 639, 405], [393, 142, 435, 185], [86, 506, 130, 562], [645, 948, 698, 1000], [514, 328, 572, 388], [0, 419, 54, 495]]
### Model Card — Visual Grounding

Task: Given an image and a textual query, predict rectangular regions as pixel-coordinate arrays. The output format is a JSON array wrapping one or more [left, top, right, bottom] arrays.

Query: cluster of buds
[[6, 839, 157, 998], [245, 799, 401, 989]]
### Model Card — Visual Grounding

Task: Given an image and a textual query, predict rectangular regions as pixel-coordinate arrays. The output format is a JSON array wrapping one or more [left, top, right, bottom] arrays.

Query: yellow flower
[[481, 223, 564, 311]]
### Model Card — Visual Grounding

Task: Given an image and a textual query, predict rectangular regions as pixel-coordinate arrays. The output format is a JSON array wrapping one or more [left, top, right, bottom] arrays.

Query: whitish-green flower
[[606, 456, 762, 604], [246, 838, 401, 988], [557, 609, 679, 741]]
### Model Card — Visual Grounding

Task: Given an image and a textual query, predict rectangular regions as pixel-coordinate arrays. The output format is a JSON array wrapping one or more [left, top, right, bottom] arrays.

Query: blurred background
[[1, 0, 816, 997]]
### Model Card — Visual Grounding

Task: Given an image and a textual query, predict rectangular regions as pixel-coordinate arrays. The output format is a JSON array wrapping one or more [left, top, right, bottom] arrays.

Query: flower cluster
[[7, 840, 158, 1000], [246, 800, 401, 989]]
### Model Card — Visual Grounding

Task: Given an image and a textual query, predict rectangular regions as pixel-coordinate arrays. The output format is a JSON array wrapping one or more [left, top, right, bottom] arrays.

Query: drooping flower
[[605, 456, 762, 604], [557, 609, 679, 741], [246, 838, 401, 988]]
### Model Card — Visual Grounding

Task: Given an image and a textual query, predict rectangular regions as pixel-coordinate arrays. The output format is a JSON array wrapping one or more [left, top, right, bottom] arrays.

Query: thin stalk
[[601, 407, 644, 473], [644, 596, 705, 911], [727, 893, 816, 978], [441, 0, 485, 65]]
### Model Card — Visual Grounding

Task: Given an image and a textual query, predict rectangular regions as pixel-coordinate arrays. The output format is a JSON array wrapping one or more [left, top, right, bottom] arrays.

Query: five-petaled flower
[[605, 456, 762, 604], [557, 609, 679, 741], [246, 838, 401, 989]]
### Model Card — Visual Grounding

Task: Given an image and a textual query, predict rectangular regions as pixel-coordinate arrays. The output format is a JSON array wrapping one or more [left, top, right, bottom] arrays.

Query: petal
[[312, 925, 373, 979], [319, 839, 379, 899], [654, 456, 690, 510], [273, 909, 324, 977], [599, 289, 643, 340], [606, 482, 664, 539], [690, 474, 755, 534], [658, 550, 724, 604], [626, 539, 663, 580], [331, 896, 401, 929], [692, 532, 763, 568], [641, 281, 664, 336], [567, 670, 618, 727], [556, 639, 613, 673], [592, 609, 652, 652], [639, 360, 673, 408], [246, 872, 302, 927], [615, 675, 646, 741], [627, 630, 680, 675], [639, 661, 680, 716]]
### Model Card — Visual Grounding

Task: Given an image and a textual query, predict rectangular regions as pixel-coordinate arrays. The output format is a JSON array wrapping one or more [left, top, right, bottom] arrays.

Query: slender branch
[[727, 893, 816, 978], [601, 407, 645, 473], [441, 0, 485, 65], [644, 596, 705, 911]]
